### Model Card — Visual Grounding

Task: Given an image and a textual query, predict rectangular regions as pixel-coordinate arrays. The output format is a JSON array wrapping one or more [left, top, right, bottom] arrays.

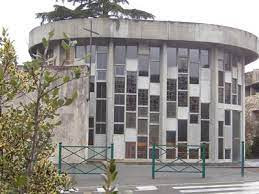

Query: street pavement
[[70, 163, 259, 194]]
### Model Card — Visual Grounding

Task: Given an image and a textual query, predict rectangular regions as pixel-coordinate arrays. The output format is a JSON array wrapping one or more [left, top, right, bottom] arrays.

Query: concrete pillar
[[107, 40, 114, 146], [209, 48, 218, 161], [160, 43, 167, 160], [241, 57, 246, 152]]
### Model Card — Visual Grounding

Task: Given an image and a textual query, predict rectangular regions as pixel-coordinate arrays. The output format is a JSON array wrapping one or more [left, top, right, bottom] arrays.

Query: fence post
[[152, 144, 155, 179], [111, 143, 114, 160], [201, 143, 206, 178], [58, 142, 62, 175], [241, 141, 245, 177]]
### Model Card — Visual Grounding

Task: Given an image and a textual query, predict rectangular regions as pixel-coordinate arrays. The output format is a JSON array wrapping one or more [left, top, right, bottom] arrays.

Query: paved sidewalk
[[71, 163, 259, 193]]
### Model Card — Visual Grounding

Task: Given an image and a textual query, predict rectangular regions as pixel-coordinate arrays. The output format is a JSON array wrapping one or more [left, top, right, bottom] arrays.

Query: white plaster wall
[[232, 67, 238, 79], [113, 135, 125, 159], [95, 134, 106, 146], [200, 68, 211, 81], [90, 63, 96, 76], [188, 124, 201, 145], [89, 93, 95, 117], [150, 83, 160, 95], [167, 67, 178, 79], [125, 128, 137, 142], [217, 108, 225, 121], [126, 59, 138, 71], [177, 107, 188, 119], [224, 126, 232, 149], [189, 84, 200, 97], [138, 76, 149, 89], [237, 63, 242, 85], [165, 118, 177, 130], [200, 80, 210, 103], [225, 71, 232, 83]]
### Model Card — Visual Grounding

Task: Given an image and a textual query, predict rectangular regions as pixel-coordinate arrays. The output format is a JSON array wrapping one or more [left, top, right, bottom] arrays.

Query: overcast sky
[[0, 0, 258, 71]]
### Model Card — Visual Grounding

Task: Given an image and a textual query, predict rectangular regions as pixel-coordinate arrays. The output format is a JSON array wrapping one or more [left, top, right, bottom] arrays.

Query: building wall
[[29, 18, 259, 162], [51, 66, 89, 163]]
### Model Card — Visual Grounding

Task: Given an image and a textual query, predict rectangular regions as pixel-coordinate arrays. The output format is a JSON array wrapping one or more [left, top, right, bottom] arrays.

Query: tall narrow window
[[218, 71, 224, 86], [127, 46, 137, 59], [88, 129, 94, 145], [149, 125, 159, 146], [167, 79, 177, 101], [178, 120, 187, 141], [90, 76, 95, 92], [115, 77, 125, 93], [178, 74, 188, 90], [224, 52, 231, 71], [201, 50, 209, 68], [75, 45, 85, 59], [126, 95, 136, 111], [178, 91, 188, 107], [150, 47, 160, 83], [126, 112, 136, 128], [238, 85, 242, 105], [201, 120, 209, 141], [218, 138, 224, 159], [127, 72, 137, 93], [225, 83, 231, 104], [138, 119, 148, 135], [167, 47, 177, 67], [166, 131, 176, 146], [114, 106, 124, 122], [137, 137, 147, 159], [201, 103, 210, 119], [96, 123, 106, 134], [97, 49, 108, 69], [150, 96, 160, 112], [190, 49, 199, 84], [97, 82, 106, 98], [167, 102, 176, 118], [125, 142, 136, 158], [218, 88, 224, 103], [178, 57, 188, 73], [190, 97, 199, 113], [138, 55, 149, 76], [114, 124, 124, 134], [115, 46, 126, 64], [96, 100, 106, 122], [138, 107, 148, 117], [138, 89, 148, 105], [218, 121, 224, 137], [190, 62, 199, 84], [225, 110, 231, 125], [150, 61, 160, 83], [115, 94, 125, 105]]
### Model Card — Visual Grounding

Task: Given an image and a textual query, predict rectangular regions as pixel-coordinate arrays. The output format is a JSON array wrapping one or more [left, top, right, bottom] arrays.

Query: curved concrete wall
[[29, 18, 259, 63]]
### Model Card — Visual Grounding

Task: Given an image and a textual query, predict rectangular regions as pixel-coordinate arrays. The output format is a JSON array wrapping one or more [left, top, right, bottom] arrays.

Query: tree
[[0, 29, 84, 193], [36, 0, 154, 24]]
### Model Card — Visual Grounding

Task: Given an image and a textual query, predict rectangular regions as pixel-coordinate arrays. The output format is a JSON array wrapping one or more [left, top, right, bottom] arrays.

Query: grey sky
[[0, 0, 258, 71]]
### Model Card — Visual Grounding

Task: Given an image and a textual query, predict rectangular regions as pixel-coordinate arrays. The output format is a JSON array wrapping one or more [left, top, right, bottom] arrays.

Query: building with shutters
[[29, 18, 259, 162]]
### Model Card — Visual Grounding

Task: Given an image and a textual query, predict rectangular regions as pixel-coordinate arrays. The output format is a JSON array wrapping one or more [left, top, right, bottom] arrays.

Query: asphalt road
[[68, 164, 259, 194]]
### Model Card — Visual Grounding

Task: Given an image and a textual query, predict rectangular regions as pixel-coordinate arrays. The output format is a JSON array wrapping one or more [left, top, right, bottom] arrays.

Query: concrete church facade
[[29, 18, 259, 162]]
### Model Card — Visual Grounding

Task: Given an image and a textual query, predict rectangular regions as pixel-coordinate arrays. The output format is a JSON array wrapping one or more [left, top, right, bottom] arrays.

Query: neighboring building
[[29, 18, 259, 162], [245, 70, 259, 145]]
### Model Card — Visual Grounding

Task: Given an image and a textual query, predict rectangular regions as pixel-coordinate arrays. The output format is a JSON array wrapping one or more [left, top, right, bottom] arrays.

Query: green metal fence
[[152, 144, 206, 179], [58, 143, 114, 175]]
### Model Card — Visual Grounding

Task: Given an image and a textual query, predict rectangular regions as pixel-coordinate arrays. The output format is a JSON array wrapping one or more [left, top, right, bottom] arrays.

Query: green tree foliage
[[36, 0, 154, 24], [0, 29, 84, 193]]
